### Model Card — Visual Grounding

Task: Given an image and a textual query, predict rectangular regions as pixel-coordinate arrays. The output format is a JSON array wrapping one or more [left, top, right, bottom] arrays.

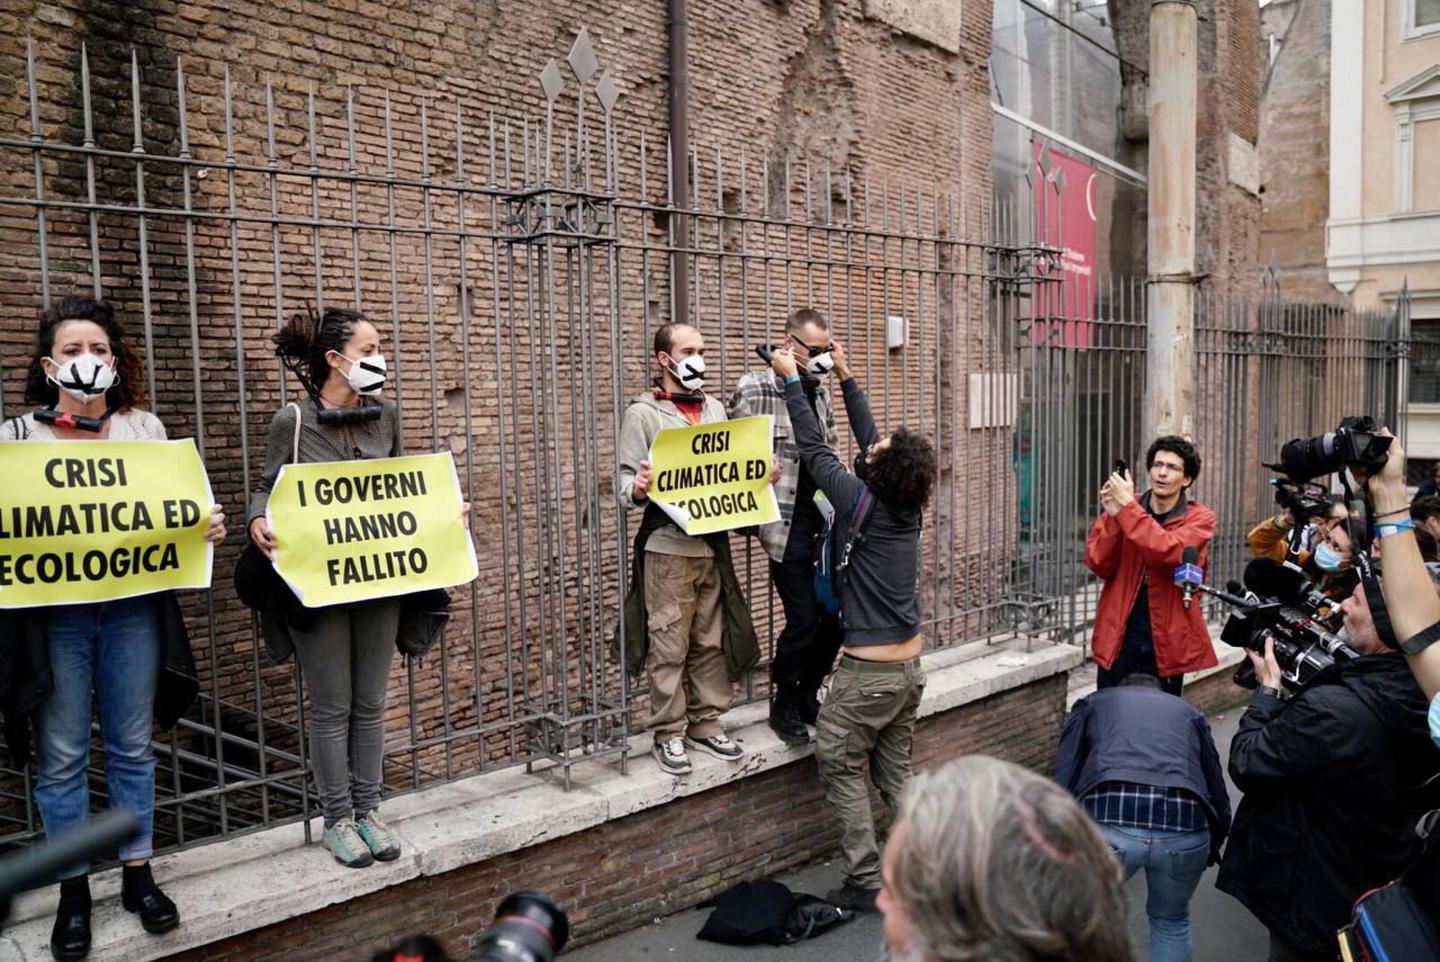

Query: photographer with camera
[[1357, 431, 1440, 730], [1085, 437, 1217, 694], [1245, 495, 1348, 567], [1214, 415, 1440, 961]]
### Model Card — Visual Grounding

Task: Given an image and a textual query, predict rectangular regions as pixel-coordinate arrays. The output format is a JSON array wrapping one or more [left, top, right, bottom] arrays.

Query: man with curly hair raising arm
[[767, 342, 938, 914]]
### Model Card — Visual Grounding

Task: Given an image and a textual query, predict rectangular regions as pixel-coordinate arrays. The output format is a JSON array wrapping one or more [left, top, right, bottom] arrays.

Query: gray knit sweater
[[247, 398, 403, 523]]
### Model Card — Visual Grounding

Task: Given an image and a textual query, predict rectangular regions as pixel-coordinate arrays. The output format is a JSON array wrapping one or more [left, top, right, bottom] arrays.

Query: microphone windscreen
[[1225, 580, 1245, 596], [1243, 558, 1308, 603], [1182, 545, 1199, 566]]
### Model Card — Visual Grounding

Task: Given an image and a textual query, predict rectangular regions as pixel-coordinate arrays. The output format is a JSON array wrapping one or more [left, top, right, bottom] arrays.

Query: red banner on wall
[[1031, 142, 1098, 348]]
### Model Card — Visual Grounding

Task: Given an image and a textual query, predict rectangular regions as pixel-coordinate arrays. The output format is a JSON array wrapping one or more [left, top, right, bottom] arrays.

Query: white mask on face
[[47, 353, 116, 403], [340, 352, 387, 395], [805, 351, 835, 378], [667, 353, 705, 391]]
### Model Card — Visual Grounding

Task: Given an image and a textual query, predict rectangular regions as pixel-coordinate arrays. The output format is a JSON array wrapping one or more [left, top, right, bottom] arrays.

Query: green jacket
[[613, 502, 761, 681]]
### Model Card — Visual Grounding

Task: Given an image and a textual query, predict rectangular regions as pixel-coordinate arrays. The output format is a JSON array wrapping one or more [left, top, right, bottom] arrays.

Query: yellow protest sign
[[648, 415, 780, 536], [0, 440, 214, 608], [266, 452, 477, 607]]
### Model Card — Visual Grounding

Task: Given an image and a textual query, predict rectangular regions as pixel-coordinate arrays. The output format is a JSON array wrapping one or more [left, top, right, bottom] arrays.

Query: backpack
[[696, 879, 853, 946], [1337, 809, 1440, 962], [814, 486, 877, 616]]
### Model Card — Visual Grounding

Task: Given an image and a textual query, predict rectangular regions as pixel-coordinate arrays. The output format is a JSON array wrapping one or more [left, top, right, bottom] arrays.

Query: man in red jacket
[[1085, 436, 1218, 694]]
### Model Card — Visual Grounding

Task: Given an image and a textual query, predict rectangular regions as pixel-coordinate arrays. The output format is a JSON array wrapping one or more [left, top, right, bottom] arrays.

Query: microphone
[[1174, 546, 1204, 610], [1243, 558, 1332, 613]]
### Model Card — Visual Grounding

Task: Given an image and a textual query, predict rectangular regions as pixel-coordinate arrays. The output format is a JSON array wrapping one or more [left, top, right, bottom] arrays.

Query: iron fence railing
[[0, 29, 1415, 864]]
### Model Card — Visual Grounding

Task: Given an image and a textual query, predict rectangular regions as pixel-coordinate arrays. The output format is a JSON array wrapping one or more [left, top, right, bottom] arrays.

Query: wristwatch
[[1256, 685, 1283, 700]]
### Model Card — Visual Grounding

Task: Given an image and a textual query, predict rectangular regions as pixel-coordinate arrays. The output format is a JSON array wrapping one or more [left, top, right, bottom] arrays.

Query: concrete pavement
[[565, 706, 1267, 962]]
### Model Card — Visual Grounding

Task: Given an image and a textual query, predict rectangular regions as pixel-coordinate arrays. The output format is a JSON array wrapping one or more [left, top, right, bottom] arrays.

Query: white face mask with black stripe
[[47, 353, 117, 403], [335, 352, 387, 395]]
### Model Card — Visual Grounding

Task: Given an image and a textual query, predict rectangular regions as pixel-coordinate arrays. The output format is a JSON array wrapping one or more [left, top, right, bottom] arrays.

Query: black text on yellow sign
[[0, 441, 215, 608], [266, 452, 478, 607], [648, 415, 781, 536]]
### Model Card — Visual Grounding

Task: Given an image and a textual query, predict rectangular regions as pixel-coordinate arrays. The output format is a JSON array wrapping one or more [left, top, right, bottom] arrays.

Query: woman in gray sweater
[[247, 307, 403, 869]]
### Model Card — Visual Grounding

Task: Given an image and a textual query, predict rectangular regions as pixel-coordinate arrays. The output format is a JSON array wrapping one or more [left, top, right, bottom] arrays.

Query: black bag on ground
[[697, 880, 853, 946]]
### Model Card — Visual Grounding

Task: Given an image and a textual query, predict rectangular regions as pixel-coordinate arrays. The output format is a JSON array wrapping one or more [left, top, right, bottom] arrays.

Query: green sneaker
[[355, 811, 401, 862], [324, 818, 374, 868]]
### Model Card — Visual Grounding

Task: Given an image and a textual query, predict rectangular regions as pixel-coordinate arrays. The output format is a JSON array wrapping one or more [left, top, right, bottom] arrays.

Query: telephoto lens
[[469, 891, 570, 962]]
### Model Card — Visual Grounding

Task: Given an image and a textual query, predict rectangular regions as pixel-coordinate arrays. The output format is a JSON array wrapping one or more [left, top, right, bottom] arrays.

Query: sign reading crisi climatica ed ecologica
[[647, 415, 781, 536], [0, 440, 215, 608], [265, 451, 478, 607]]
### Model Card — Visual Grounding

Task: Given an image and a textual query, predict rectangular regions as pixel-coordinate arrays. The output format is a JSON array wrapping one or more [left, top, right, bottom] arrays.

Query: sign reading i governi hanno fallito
[[265, 451, 478, 607]]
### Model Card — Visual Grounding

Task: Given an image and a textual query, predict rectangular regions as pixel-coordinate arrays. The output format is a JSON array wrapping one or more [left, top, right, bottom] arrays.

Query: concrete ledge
[[0, 638, 1082, 962]]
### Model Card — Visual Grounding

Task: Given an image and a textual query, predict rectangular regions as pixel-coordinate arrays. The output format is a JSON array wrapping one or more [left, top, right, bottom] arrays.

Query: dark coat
[[1054, 684, 1233, 864], [1216, 655, 1440, 953], [613, 502, 760, 682], [0, 592, 199, 768]]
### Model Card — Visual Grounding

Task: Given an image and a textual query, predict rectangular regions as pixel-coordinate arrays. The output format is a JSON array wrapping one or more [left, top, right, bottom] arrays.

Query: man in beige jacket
[[617, 322, 747, 775]]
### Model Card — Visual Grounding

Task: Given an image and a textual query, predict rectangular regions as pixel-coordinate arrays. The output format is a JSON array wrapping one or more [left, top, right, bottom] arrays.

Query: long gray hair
[[887, 755, 1133, 962]]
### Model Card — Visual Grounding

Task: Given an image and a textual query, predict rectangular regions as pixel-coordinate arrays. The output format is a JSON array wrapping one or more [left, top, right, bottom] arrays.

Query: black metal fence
[[0, 30, 1414, 861]]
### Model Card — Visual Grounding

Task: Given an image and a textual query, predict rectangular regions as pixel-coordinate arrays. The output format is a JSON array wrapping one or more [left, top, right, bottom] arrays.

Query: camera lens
[[469, 891, 569, 962], [1278, 432, 1340, 481]]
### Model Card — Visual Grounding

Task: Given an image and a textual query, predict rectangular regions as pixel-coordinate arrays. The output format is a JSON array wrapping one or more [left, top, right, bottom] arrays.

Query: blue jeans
[[34, 597, 161, 876], [1102, 824, 1211, 962]]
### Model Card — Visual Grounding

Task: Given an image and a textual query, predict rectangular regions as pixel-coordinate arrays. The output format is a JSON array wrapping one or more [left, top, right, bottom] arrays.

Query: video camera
[[1198, 559, 1358, 691], [1271, 477, 1336, 525], [1277, 415, 1392, 483]]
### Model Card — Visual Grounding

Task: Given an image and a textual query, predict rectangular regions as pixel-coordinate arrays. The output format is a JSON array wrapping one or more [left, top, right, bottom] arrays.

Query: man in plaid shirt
[[1054, 673, 1232, 962], [728, 308, 842, 744]]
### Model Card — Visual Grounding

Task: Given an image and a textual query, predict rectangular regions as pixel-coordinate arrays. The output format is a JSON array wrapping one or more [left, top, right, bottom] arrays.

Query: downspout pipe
[[669, 0, 690, 325]]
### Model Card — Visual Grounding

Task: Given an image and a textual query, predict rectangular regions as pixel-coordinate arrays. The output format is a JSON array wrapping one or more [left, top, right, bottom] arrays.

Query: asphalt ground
[[565, 706, 1266, 962]]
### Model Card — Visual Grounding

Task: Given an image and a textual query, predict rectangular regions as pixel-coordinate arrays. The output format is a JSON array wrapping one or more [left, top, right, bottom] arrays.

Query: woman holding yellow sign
[[1, 296, 226, 961], [247, 306, 406, 871]]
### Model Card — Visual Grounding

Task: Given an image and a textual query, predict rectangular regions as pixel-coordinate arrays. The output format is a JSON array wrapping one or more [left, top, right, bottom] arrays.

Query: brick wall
[[162, 673, 1068, 961], [1109, 0, 1263, 295], [1256, 0, 1341, 304], [0, 0, 1003, 832]]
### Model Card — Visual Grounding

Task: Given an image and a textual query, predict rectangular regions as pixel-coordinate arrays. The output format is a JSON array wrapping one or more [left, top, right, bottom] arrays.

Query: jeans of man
[[768, 557, 843, 699], [34, 596, 162, 877], [1102, 824, 1211, 962]]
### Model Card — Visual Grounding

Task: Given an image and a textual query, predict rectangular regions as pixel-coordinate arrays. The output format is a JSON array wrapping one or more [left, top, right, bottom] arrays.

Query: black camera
[[1203, 560, 1358, 691], [1271, 478, 1335, 524], [469, 891, 569, 962], [1278, 415, 1391, 482]]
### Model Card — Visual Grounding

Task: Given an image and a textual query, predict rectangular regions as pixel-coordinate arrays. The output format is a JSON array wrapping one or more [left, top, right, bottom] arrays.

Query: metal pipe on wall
[[669, 0, 691, 324], [1144, 0, 1198, 440]]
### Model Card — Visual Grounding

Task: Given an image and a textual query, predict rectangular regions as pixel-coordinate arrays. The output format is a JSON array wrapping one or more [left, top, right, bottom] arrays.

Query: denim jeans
[[1102, 824, 1211, 962], [34, 597, 161, 877]]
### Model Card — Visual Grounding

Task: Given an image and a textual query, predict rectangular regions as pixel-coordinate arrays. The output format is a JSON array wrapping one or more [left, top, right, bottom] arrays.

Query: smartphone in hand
[[1112, 458, 1128, 480], [754, 344, 774, 364]]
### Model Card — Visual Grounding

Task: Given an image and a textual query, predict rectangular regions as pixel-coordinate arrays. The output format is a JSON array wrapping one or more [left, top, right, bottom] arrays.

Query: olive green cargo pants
[[815, 654, 925, 890]]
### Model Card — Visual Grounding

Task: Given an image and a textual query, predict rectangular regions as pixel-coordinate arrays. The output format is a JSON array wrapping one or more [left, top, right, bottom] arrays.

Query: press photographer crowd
[[3, 298, 1440, 962]]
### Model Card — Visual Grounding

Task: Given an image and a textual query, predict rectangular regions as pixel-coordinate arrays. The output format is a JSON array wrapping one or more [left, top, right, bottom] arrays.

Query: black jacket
[[0, 592, 199, 768], [1054, 685, 1232, 863], [785, 377, 923, 646], [1216, 655, 1440, 953]]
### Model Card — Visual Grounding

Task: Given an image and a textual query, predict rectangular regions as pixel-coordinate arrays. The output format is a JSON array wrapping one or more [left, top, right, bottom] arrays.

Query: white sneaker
[[687, 732, 744, 761], [653, 736, 692, 775]]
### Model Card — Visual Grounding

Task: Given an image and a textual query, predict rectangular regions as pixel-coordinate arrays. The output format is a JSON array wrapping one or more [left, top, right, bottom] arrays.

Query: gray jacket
[[248, 397, 403, 523], [616, 390, 729, 558]]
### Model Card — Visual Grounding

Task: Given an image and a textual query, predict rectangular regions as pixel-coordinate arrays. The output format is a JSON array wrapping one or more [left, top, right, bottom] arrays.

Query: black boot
[[768, 685, 811, 746], [50, 877, 91, 962], [121, 863, 179, 935]]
